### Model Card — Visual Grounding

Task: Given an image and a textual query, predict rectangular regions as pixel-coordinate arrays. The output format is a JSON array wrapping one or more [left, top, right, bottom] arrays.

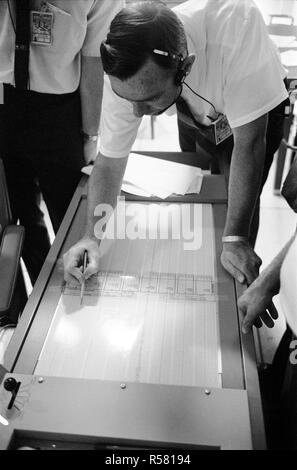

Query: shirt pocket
[[42, 2, 85, 52], [45, 2, 71, 16]]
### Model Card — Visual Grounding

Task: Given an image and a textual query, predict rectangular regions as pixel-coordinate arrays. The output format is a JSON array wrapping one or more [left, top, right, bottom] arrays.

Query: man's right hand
[[63, 237, 100, 284]]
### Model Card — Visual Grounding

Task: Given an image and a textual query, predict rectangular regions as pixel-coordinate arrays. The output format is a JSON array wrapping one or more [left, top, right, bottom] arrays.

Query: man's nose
[[132, 102, 150, 117]]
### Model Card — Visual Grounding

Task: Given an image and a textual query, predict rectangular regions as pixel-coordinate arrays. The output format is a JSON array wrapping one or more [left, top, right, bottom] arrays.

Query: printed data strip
[[63, 271, 223, 302]]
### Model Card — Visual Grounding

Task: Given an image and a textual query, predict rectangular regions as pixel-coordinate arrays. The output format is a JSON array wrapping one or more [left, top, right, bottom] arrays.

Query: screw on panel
[[120, 383, 126, 389], [38, 377, 44, 384], [205, 389, 211, 396]]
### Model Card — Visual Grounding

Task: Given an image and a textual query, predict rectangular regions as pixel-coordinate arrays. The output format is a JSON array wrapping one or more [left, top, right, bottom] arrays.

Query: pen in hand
[[80, 250, 88, 306]]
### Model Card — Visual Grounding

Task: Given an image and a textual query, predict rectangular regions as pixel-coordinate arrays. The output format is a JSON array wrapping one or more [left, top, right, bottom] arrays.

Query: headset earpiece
[[174, 67, 187, 86]]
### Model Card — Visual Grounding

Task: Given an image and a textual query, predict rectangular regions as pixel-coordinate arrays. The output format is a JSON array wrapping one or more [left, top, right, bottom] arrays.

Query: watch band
[[222, 236, 249, 243], [81, 130, 99, 142]]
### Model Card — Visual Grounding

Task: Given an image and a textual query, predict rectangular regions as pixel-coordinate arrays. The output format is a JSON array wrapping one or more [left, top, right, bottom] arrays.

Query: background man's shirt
[[0, 0, 124, 94]]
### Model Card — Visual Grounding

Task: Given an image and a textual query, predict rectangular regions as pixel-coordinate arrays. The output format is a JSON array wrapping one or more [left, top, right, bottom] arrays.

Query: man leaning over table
[[63, 0, 289, 295]]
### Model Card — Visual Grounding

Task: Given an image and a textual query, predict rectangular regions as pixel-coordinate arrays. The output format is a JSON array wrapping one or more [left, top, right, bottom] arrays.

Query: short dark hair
[[100, 1, 187, 80]]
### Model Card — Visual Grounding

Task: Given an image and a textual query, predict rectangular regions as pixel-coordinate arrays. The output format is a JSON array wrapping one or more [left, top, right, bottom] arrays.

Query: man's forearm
[[84, 154, 128, 239], [224, 133, 266, 237], [252, 235, 296, 296], [63, 154, 127, 282], [80, 56, 104, 135]]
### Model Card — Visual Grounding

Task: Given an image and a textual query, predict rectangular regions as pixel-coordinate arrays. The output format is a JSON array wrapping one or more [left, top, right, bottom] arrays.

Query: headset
[[174, 66, 187, 86], [153, 48, 219, 118], [153, 49, 187, 86]]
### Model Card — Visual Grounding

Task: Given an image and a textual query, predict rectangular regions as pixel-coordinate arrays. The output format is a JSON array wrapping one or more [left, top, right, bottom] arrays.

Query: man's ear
[[182, 53, 196, 77]]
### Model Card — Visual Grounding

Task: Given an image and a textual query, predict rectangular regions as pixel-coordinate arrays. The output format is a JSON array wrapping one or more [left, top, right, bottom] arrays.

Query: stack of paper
[[122, 153, 203, 198], [81, 153, 204, 199]]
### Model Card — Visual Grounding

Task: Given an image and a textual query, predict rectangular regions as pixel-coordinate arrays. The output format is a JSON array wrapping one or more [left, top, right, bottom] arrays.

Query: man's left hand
[[238, 281, 278, 334], [83, 140, 98, 165], [221, 240, 262, 285]]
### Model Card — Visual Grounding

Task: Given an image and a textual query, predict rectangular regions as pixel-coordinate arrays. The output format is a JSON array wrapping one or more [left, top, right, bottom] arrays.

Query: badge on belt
[[30, 10, 53, 46]]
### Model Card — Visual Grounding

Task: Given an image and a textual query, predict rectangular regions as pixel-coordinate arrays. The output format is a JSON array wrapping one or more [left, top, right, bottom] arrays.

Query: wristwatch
[[222, 236, 249, 243], [81, 130, 99, 142]]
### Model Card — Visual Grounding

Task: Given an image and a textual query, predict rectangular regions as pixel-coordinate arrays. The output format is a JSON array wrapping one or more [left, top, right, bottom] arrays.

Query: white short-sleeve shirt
[[99, 0, 288, 158], [0, 0, 124, 94]]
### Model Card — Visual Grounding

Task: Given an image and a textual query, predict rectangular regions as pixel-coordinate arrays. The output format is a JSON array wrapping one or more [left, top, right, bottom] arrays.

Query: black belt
[[3, 84, 79, 109]]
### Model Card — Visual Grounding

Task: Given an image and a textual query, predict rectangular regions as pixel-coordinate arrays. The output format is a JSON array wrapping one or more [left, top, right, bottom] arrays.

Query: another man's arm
[[79, 0, 125, 164], [63, 153, 128, 283], [221, 114, 267, 286], [238, 235, 295, 334], [282, 157, 297, 212], [80, 56, 104, 164]]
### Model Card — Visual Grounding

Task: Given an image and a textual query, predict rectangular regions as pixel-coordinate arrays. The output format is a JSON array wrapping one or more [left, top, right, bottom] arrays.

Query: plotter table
[[0, 152, 265, 450]]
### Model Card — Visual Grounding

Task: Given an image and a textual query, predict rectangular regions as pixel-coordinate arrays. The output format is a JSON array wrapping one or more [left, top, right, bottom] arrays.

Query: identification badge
[[31, 11, 53, 46], [213, 114, 233, 145]]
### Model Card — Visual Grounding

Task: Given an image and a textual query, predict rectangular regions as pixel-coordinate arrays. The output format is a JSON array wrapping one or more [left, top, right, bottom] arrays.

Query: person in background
[[238, 235, 295, 334], [0, 0, 123, 285], [238, 151, 297, 333], [63, 0, 289, 289], [238, 157, 297, 449]]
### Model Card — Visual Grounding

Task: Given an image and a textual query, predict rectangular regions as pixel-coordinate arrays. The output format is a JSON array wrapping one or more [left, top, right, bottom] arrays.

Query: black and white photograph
[[0, 0, 297, 454]]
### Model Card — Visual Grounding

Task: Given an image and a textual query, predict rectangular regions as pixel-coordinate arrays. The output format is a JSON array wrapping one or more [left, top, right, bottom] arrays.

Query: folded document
[[122, 153, 203, 198], [82, 152, 204, 199]]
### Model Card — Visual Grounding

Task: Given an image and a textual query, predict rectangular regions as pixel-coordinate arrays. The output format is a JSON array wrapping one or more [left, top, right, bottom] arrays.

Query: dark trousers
[[0, 85, 85, 285], [177, 100, 287, 246]]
